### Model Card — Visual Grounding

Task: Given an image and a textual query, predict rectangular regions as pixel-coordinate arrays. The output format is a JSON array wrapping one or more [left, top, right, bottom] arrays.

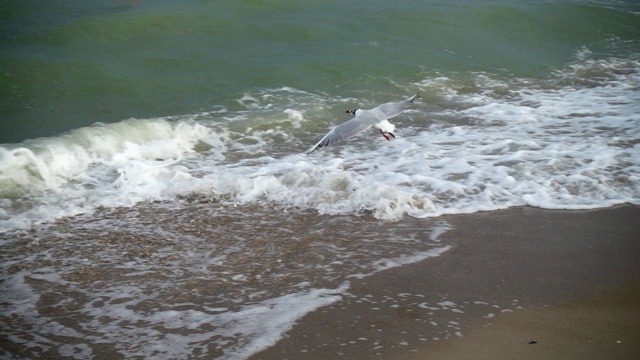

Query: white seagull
[[307, 93, 420, 154]]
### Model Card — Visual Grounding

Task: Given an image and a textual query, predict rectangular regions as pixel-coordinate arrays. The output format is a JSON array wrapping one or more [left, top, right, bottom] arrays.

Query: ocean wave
[[1, 56, 639, 232]]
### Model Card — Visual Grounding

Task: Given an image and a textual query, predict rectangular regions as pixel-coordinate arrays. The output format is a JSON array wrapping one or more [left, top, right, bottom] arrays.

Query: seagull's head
[[345, 109, 361, 117]]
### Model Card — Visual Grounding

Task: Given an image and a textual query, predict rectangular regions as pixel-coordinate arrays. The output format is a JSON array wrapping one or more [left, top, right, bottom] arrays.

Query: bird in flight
[[307, 93, 420, 154]]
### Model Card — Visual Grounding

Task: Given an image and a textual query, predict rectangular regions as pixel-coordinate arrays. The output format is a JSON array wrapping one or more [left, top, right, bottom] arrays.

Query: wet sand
[[252, 205, 640, 359], [406, 280, 640, 360]]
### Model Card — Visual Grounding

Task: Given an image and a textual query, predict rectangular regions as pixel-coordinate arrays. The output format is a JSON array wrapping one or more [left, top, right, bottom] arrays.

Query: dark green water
[[2, 0, 639, 143]]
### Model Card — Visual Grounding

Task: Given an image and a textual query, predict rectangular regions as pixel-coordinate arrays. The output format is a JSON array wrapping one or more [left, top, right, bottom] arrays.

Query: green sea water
[[1, 0, 639, 143]]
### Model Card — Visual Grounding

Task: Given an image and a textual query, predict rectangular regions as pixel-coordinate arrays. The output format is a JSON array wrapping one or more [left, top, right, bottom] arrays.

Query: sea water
[[1, 0, 639, 358]]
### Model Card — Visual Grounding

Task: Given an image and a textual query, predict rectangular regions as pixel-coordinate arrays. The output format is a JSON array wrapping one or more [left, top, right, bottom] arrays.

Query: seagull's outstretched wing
[[307, 116, 375, 154], [375, 93, 420, 119]]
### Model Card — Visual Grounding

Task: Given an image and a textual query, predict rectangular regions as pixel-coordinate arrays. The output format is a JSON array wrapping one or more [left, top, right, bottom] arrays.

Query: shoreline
[[1, 204, 638, 359], [252, 205, 640, 359]]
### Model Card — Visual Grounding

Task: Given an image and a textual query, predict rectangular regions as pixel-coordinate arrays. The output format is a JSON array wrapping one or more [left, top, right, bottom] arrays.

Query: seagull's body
[[307, 93, 420, 154]]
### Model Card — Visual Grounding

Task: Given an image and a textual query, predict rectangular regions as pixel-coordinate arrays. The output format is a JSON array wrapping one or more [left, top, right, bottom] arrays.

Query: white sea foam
[[0, 262, 344, 359], [1, 57, 639, 232]]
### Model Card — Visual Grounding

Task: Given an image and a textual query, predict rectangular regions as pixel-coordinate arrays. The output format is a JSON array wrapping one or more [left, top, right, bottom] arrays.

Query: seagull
[[307, 93, 420, 154]]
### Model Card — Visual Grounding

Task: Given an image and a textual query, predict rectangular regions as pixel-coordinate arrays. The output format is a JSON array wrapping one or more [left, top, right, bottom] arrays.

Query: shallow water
[[1, 204, 450, 358]]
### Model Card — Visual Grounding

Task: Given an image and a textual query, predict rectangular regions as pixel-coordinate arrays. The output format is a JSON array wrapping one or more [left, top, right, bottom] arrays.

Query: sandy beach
[[252, 205, 640, 359], [407, 280, 640, 360]]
